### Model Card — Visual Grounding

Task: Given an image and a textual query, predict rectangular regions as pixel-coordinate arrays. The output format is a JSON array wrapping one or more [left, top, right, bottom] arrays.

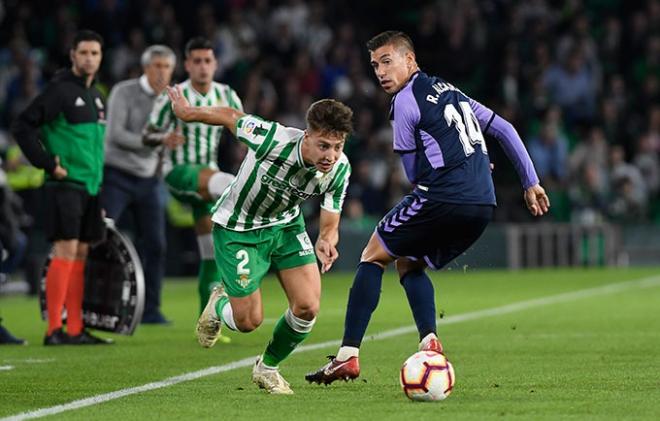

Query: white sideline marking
[[3, 274, 660, 421], [0, 366, 14, 371], [2, 359, 55, 364]]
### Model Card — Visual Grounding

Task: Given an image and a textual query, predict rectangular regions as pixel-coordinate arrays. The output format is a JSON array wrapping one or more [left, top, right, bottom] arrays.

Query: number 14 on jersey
[[444, 101, 487, 157]]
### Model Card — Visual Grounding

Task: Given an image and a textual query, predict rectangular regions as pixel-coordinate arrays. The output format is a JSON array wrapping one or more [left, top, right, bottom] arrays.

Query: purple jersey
[[391, 71, 538, 205]]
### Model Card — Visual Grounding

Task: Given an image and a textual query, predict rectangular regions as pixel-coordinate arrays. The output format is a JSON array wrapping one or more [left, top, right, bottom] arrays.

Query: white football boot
[[196, 285, 226, 348], [252, 357, 294, 395]]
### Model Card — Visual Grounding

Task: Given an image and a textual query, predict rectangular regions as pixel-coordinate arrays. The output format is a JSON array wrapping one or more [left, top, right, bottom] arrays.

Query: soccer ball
[[400, 351, 455, 401]]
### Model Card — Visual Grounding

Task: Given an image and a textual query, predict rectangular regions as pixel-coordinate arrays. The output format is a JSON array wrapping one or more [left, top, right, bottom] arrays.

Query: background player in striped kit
[[145, 38, 243, 315], [167, 84, 352, 394], [306, 30, 550, 385]]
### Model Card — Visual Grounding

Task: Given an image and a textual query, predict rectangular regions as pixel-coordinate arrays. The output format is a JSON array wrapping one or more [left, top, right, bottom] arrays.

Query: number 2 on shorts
[[236, 249, 250, 275]]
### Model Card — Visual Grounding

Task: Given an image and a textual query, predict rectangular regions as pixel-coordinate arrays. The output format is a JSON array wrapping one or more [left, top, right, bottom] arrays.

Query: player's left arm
[[316, 209, 340, 274], [468, 98, 550, 216], [167, 85, 244, 137]]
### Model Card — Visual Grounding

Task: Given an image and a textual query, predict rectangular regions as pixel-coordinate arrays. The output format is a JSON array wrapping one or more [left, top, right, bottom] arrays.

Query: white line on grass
[[3, 274, 660, 421], [2, 359, 55, 364]]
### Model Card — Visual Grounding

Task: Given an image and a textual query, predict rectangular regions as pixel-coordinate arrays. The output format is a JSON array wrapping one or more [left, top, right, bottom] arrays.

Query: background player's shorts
[[44, 182, 104, 242], [376, 193, 494, 270], [164, 164, 213, 220], [213, 214, 317, 297]]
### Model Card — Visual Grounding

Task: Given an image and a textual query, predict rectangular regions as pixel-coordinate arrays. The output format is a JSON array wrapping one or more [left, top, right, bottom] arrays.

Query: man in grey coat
[[101, 45, 182, 324]]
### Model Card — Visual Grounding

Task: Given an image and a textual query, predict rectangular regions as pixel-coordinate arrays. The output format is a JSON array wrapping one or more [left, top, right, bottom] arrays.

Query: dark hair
[[366, 30, 415, 53], [185, 37, 214, 58], [306, 99, 353, 137], [72, 30, 104, 50]]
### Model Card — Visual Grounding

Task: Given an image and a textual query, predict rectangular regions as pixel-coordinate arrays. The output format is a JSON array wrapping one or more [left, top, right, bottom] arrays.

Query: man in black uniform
[[11, 30, 113, 345]]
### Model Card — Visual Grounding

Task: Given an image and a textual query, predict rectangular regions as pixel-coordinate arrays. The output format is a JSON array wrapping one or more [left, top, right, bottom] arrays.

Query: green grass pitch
[[1, 267, 660, 420]]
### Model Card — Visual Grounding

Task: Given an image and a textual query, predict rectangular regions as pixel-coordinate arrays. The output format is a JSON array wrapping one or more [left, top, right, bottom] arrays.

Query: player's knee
[[75, 247, 89, 261], [360, 237, 392, 267], [360, 252, 388, 268], [395, 261, 412, 279], [395, 259, 425, 280], [285, 308, 316, 333], [234, 314, 262, 332], [291, 301, 319, 321], [235, 320, 257, 332]]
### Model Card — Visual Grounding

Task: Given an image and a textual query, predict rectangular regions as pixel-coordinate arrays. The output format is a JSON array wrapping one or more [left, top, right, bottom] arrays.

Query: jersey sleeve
[[321, 160, 351, 213], [392, 86, 421, 153], [468, 97, 539, 189], [10, 82, 63, 173], [229, 87, 244, 112], [235, 114, 279, 158], [147, 91, 174, 131]]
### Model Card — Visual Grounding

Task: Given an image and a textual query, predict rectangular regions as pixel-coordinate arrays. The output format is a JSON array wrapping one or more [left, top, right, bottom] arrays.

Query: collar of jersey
[[404, 71, 420, 89], [185, 81, 212, 99]]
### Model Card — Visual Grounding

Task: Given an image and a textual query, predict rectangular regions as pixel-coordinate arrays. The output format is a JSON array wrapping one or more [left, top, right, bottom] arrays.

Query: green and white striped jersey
[[212, 114, 351, 231], [148, 79, 242, 173]]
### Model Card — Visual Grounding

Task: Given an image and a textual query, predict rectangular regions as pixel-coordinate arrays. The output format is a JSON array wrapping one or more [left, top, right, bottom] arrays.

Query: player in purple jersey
[[307, 31, 550, 385]]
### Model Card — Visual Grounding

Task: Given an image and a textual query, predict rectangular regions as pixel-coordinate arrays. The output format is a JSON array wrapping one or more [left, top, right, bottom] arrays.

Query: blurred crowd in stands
[[0, 0, 659, 282]]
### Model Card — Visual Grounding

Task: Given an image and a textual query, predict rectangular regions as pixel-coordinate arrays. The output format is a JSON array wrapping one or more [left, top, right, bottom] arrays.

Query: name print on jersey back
[[391, 72, 496, 205]]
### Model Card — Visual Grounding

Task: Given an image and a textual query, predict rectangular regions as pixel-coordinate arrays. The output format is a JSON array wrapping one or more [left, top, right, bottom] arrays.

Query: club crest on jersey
[[288, 172, 308, 189]]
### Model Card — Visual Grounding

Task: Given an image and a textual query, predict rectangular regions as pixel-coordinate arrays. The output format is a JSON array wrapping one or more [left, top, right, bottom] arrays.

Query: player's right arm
[[10, 83, 66, 177], [167, 85, 244, 137], [143, 91, 184, 149]]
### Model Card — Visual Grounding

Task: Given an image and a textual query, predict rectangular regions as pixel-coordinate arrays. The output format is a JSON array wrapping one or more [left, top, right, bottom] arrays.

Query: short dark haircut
[[185, 37, 214, 58], [72, 30, 104, 50], [366, 30, 415, 54], [306, 99, 353, 137]]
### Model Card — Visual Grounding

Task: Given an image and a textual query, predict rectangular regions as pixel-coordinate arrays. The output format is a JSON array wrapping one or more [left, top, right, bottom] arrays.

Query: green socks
[[198, 259, 220, 314], [262, 310, 315, 367]]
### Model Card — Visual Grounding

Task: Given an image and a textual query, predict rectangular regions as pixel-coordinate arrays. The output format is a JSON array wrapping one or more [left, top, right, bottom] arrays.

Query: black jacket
[[11, 69, 106, 194]]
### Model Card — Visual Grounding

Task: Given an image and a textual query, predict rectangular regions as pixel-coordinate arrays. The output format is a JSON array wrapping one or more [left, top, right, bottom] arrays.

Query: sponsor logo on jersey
[[75, 97, 85, 106], [260, 173, 314, 200]]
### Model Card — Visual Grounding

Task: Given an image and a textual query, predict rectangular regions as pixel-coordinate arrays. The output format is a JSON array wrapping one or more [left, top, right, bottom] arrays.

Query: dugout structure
[[39, 219, 145, 335]]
